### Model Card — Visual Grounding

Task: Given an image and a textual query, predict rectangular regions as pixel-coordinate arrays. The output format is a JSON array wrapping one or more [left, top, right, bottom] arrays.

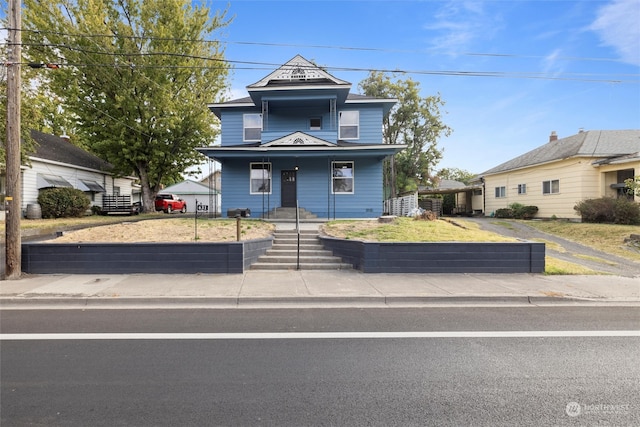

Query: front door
[[281, 170, 297, 207]]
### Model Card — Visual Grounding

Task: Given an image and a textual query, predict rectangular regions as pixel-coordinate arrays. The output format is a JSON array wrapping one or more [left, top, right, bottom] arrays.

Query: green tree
[[22, 0, 231, 212], [436, 167, 476, 185], [358, 72, 452, 197], [0, 51, 44, 164]]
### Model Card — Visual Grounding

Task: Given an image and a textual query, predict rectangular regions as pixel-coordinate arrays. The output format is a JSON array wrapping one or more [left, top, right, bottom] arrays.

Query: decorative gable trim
[[262, 132, 334, 147], [248, 54, 350, 88]]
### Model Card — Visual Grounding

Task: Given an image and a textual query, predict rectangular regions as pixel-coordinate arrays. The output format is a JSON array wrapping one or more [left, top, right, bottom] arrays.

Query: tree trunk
[[137, 167, 156, 214]]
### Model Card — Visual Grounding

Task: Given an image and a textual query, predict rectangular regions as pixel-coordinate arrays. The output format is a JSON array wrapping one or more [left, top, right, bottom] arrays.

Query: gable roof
[[481, 130, 640, 175], [247, 54, 350, 89], [29, 130, 113, 172], [161, 179, 218, 195]]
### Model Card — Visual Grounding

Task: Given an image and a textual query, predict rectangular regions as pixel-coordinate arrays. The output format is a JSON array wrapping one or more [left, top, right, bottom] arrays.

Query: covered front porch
[[197, 138, 405, 219]]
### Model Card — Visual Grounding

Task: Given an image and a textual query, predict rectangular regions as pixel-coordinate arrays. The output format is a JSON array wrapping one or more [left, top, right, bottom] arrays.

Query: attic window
[[310, 117, 322, 130]]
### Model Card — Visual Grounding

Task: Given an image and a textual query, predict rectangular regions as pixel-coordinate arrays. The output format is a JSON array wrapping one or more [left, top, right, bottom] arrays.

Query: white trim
[[262, 131, 334, 147], [198, 144, 408, 153], [243, 113, 262, 142], [332, 160, 354, 194], [249, 162, 272, 195], [339, 110, 359, 140], [3, 331, 638, 340]]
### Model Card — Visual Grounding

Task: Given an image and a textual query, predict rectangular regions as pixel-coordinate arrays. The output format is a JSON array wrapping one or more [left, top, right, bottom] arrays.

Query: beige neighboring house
[[479, 129, 640, 220], [0, 130, 139, 219]]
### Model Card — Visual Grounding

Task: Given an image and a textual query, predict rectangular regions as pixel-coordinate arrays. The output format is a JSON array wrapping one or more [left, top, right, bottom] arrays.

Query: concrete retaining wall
[[22, 238, 273, 274], [320, 237, 545, 273], [21, 236, 544, 274]]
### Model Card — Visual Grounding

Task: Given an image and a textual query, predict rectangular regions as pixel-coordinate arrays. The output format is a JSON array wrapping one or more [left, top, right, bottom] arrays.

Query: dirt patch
[[49, 219, 275, 243]]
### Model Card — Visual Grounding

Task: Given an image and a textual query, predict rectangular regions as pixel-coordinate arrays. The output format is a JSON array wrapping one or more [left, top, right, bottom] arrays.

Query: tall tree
[[359, 72, 452, 197], [0, 46, 45, 164], [22, 0, 230, 212], [436, 167, 476, 185]]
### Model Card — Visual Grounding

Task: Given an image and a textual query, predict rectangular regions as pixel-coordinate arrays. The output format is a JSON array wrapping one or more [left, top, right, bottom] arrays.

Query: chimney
[[549, 131, 558, 142], [578, 128, 584, 133]]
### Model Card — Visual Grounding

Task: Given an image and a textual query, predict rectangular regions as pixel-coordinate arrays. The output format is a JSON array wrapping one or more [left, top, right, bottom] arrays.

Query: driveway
[[462, 217, 640, 278]]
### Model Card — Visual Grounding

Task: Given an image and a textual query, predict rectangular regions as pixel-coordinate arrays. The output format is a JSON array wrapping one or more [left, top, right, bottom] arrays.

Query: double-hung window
[[518, 184, 527, 195], [250, 163, 271, 194], [495, 186, 506, 198], [542, 179, 559, 194], [339, 111, 359, 139], [243, 114, 262, 142], [332, 161, 354, 194]]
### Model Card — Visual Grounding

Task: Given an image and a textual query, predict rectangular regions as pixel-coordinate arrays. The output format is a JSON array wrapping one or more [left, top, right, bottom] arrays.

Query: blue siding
[[220, 104, 384, 146], [339, 105, 383, 143], [222, 157, 384, 218]]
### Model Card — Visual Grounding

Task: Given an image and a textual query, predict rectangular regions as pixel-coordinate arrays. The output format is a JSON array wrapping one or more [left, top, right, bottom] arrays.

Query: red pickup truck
[[155, 194, 187, 214]]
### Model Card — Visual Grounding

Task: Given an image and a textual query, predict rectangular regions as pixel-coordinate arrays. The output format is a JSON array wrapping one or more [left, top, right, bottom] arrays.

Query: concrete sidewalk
[[1, 270, 639, 308]]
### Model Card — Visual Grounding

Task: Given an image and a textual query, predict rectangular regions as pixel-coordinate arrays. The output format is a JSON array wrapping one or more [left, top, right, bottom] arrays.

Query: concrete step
[[271, 244, 324, 251], [273, 238, 320, 245], [255, 255, 343, 264], [265, 208, 318, 220], [251, 262, 353, 270], [266, 249, 334, 257]]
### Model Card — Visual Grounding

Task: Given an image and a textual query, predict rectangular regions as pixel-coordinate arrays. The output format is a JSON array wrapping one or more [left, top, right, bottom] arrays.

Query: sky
[[212, 0, 640, 175], [2, 0, 639, 178]]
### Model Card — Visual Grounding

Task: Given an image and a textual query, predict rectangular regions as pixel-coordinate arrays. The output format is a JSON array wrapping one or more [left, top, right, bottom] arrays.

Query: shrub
[[613, 198, 640, 225], [574, 197, 616, 223], [38, 187, 91, 219], [494, 208, 514, 218], [511, 204, 538, 219], [494, 204, 538, 219], [574, 197, 639, 224]]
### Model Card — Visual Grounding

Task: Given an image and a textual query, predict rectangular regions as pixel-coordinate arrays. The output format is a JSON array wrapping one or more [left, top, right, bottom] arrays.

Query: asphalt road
[[2, 307, 639, 426]]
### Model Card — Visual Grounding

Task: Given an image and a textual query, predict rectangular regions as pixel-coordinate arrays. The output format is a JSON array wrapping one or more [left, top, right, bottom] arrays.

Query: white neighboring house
[[14, 130, 138, 217], [160, 179, 221, 215]]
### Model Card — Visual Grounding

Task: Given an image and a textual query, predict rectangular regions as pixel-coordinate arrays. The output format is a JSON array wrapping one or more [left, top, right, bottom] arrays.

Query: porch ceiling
[[196, 144, 407, 161]]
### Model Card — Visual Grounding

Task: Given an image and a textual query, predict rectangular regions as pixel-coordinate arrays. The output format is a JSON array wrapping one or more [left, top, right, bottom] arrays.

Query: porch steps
[[251, 229, 351, 270], [262, 207, 318, 220]]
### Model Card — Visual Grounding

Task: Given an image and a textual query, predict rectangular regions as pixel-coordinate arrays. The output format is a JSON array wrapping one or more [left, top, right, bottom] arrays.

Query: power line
[[4, 26, 630, 64]]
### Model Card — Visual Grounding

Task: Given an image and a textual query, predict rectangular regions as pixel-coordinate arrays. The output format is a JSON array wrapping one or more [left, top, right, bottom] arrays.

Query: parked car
[[155, 194, 187, 214]]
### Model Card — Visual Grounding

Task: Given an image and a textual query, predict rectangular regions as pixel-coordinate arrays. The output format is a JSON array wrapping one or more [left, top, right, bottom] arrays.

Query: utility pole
[[5, 0, 22, 279]]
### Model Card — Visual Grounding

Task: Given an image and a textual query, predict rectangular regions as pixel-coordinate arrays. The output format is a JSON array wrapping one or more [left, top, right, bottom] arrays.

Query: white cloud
[[590, 0, 640, 66], [424, 1, 501, 54]]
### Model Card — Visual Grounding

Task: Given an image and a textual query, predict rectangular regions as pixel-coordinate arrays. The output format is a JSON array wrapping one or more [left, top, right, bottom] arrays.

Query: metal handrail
[[296, 200, 300, 270]]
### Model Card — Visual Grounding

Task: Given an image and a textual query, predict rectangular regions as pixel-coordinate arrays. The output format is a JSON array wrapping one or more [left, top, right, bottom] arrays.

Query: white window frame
[[243, 113, 262, 142], [518, 184, 527, 195], [339, 111, 359, 140], [250, 162, 271, 194], [543, 179, 560, 194], [495, 186, 506, 198], [332, 161, 354, 194]]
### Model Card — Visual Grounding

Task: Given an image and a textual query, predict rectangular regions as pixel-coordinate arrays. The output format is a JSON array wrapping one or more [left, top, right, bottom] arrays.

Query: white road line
[[1, 331, 639, 340]]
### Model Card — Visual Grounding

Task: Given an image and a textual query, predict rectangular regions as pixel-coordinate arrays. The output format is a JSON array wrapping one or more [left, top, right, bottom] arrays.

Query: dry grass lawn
[[50, 218, 275, 243], [322, 217, 517, 242]]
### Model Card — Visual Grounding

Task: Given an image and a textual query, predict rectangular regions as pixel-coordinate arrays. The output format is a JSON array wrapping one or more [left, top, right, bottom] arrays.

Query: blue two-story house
[[197, 55, 406, 219]]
